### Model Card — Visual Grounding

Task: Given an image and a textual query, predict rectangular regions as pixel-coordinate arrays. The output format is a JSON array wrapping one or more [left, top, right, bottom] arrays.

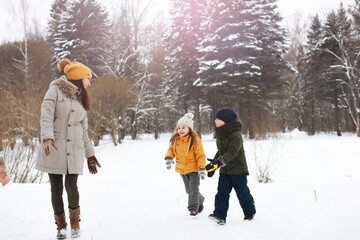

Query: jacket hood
[[50, 75, 82, 101], [215, 117, 242, 138]]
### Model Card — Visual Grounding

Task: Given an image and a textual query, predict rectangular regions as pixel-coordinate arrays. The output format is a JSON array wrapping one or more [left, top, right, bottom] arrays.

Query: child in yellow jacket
[[165, 113, 206, 216]]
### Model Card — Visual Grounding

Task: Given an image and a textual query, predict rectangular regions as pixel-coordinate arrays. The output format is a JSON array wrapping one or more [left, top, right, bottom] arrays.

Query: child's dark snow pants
[[214, 173, 256, 220]]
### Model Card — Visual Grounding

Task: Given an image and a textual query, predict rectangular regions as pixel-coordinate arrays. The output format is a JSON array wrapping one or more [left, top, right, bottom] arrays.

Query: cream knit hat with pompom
[[177, 113, 194, 130]]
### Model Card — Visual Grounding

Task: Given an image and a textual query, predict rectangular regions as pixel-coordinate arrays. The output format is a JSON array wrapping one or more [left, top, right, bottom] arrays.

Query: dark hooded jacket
[[214, 117, 249, 175]]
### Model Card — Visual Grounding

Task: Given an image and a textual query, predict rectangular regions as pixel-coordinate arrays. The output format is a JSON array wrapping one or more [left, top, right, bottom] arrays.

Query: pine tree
[[196, 0, 264, 128], [197, 0, 261, 94], [196, 0, 286, 137], [321, 11, 344, 135], [246, 0, 288, 137], [350, 0, 360, 34], [48, 0, 110, 76], [66, 0, 110, 76], [164, 0, 207, 113], [47, 0, 70, 63], [319, 4, 357, 135], [303, 14, 326, 135], [252, 0, 287, 100]]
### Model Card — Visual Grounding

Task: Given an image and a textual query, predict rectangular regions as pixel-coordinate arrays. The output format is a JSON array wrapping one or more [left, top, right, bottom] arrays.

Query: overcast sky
[[0, 0, 356, 44]]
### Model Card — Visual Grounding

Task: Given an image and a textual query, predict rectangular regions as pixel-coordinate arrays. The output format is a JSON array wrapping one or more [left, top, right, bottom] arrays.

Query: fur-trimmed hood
[[50, 75, 82, 101]]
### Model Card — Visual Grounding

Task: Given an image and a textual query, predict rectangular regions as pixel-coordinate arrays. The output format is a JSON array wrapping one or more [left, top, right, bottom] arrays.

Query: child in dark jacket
[[206, 108, 256, 225]]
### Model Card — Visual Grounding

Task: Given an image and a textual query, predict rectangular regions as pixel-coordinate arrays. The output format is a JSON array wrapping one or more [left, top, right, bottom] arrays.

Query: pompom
[[57, 58, 71, 74], [184, 113, 194, 119]]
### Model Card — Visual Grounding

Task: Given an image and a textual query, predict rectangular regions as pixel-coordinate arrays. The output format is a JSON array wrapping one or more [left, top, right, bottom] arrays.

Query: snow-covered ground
[[1, 130, 360, 240]]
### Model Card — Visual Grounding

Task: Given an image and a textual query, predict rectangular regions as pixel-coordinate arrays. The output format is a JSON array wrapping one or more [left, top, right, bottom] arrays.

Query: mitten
[[198, 168, 206, 180], [205, 159, 217, 177], [205, 156, 226, 177], [87, 156, 101, 174], [165, 157, 174, 170], [43, 139, 58, 156], [205, 159, 219, 172]]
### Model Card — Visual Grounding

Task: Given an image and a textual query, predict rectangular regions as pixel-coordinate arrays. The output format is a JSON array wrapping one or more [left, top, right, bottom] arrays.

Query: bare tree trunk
[[210, 91, 218, 138], [118, 111, 126, 143], [353, 95, 360, 137], [309, 97, 316, 136], [110, 130, 118, 146], [248, 100, 256, 139], [334, 90, 342, 136], [194, 99, 202, 138], [183, 97, 188, 114], [94, 136, 100, 146], [131, 124, 137, 140], [154, 111, 159, 140], [130, 110, 137, 140], [12, 0, 31, 146]]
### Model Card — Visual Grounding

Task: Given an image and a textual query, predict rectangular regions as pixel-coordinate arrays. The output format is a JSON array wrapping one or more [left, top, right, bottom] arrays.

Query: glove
[[205, 156, 226, 177], [198, 168, 206, 180], [165, 157, 174, 170], [87, 156, 101, 174], [43, 139, 58, 156]]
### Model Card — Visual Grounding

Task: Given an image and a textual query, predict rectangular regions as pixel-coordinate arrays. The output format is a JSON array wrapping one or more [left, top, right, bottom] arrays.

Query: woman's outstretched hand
[[87, 156, 101, 174]]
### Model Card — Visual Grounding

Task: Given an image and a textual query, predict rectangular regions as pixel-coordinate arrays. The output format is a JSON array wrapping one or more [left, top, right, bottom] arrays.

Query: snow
[[200, 60, 220, 66], [215, 58, 234, 70], [198, 45, 217, 53], [223, 34, 239, 41], [1, 131, 360, 239]]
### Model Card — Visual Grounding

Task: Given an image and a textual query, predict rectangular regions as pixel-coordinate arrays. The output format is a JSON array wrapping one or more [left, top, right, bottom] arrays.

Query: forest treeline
[[1, 0, 359, 149]]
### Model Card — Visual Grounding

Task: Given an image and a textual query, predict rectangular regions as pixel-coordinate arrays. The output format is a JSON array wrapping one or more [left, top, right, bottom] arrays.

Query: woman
[[36, 58, 101, 239]]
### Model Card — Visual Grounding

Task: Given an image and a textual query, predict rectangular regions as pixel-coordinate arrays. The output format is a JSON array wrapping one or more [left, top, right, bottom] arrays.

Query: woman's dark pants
[[49, 174, 79, 215]]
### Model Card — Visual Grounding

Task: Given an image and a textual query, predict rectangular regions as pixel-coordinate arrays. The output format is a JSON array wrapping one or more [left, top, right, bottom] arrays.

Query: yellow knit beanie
[[57, 58, 92, 80]]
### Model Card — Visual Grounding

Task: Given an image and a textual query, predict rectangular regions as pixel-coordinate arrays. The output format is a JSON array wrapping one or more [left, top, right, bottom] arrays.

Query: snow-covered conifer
[[164, 0, 207, 112]]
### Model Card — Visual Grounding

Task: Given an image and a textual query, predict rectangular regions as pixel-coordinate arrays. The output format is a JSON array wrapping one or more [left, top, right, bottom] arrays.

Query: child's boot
[[190, 210, 198, 216], [244, 215, 254, 221], [209, 213, 226, 225]]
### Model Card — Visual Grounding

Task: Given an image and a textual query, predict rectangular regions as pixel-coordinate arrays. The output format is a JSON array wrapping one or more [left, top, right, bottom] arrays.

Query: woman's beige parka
[[35, 76, 95, 175]]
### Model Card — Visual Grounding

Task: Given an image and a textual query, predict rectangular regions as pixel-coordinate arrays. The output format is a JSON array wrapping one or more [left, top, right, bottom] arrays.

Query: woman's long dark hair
[[71, 80, 91, 111], [169, 127, 196, 150]]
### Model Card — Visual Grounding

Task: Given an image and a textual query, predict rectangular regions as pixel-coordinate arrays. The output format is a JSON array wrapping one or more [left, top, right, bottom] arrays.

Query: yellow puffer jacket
[[165, 131, 206, 175]]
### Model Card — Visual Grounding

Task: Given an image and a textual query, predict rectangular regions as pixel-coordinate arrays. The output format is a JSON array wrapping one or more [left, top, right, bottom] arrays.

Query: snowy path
[[1, 132, 360, 240]]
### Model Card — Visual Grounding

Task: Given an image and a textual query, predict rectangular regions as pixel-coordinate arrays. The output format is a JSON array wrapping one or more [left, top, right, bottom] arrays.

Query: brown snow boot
[[54, 212, 67, 239], [69, 207, 81, 238]]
